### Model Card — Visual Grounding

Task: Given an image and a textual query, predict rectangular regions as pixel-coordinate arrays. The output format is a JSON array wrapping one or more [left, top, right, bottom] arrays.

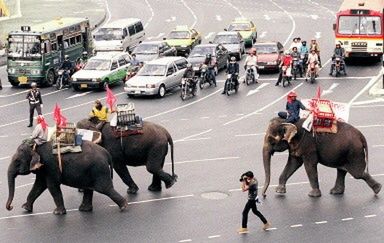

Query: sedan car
[[226, 18, 257, 47], [71, 52, 131, 91], [212, 31, 245, 60], [124, 56, 188, 98], [187, 44, 229, 74], [253, 41, 284, 72], [164, 25, 202, 56], [132, 41, 177, 63]]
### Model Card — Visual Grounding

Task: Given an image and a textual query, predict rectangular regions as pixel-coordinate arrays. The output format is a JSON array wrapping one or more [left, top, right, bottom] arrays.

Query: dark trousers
[[29, 104, 42, 125], [242, 199, 267, 228]]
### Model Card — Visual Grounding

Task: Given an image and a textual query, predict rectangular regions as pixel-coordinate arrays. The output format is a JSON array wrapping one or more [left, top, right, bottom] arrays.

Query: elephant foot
[[330, 187, 344, 195], [119, 200, 129, 211], [308, 189, 322, 197], [148, 184, 162, 192], [22, 203, 33, 213], [127, 185, 139, 194], [53, 208, 67, 215], [79, 204, 93, 212], [275, 185, 286, 194], [165, 174, 178, 189], [372, 183, 382, 195]]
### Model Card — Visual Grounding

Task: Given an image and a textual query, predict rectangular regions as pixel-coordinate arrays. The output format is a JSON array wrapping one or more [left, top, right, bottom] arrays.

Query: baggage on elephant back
[[50, 122, 82, 154], [110, 103, 143, 137], [305, 98, 337, 133]]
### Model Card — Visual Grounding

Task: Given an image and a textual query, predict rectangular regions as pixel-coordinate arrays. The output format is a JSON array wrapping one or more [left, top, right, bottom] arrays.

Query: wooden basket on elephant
[[54, 123, 77, 146], [312, 99, 336, 128]]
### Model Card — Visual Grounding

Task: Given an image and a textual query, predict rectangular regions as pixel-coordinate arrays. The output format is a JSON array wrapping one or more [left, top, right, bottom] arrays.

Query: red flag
[[53, 104, 67, 127], [106, 85, 116, 110], [314, 86, 321, 100]]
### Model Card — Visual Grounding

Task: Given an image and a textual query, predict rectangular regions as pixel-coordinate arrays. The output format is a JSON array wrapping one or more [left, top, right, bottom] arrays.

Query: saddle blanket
[[52, 145, 82, 154]]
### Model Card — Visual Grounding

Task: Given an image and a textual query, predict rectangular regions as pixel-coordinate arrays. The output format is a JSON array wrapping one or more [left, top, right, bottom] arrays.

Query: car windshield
[[228, 23, 251, 31], [7, 35, 42, 60], [83, 59, 111, 70], [134, 44, 158, 54], [94, 28, 123, 41], [255, 45, 278, 54], [189, 46, 215, 57], [338, 16, 381, 35], [138, 64, 166, 76], [168, 31, 190, 39], [213, 35, 239, 44]]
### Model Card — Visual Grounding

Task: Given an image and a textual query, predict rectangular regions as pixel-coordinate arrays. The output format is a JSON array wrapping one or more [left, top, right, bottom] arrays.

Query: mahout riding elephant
[[76, 118, 177, 194], [6, 141, 128, 215], [261, 117, 382, 197]]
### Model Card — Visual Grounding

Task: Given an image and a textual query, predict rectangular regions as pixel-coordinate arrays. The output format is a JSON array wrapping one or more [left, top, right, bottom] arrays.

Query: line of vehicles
[[4, 0, 383, 98]]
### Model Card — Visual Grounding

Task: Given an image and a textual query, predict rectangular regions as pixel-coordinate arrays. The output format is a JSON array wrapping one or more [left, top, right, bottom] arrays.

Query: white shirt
[[31, 123, 48, 145], [307, 53, 319, 64], [244, 55, 257, 66]]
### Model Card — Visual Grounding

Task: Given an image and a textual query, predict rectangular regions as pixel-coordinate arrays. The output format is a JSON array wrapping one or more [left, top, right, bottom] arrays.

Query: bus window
[[63, 39, 69, 48], [76, 35, 81, 43], [43, 40, 51, 53], [338, 16, 381, 35], [128, 26, 135, 36], [70, 37, 76, 45], [52, 42, 57, 51]]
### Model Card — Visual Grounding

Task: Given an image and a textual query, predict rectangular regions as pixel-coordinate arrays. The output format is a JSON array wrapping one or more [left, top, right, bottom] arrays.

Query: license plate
[[135, 90, 141, 94], [258, 66, 265, 69], [80, 84, 88, 88], [18, 76, 28, 84]]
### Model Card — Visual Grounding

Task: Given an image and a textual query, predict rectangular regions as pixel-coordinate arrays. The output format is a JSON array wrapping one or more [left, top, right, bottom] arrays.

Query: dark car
[[132, 41, 177, 63], [187, 43, 229, 75], [212, 31, 245, 60], [253, 41, 284, 72]]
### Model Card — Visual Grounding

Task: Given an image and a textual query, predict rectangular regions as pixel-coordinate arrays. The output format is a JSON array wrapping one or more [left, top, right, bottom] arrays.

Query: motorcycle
[[56, 69, 71, 90], [180, 77, 197, 100], [306, 61, 317, 84], [281, 65, 292, 87], [300, 53, 308, 73], [245, 66, 258, 85], [225, 73, 238, 96], [292, 57, 301, 80], [75, 61, 86, 72], [331, 55, 346, 77], [125, 65, 140, 82], [199, 64, 215, 89]]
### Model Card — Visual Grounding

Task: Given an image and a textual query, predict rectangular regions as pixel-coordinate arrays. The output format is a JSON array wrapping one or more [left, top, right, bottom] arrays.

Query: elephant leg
[[79, 189, 93, 212], [303, 156, 321, 197], [146, 160, 176, 189], [276, 156, 303, 194], [22, 175, 47, 212], [345, 163, 382, 195], [113, 162, 139, 194], [148, 174, 162, 192], [94, 184, 128, 211], [46, 183, 66, 215], [330, 169, 347, 195]]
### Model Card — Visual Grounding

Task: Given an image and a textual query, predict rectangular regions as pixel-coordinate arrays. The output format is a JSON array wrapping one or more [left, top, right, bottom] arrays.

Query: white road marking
[[315, 32, 321, 39], [20, 133, 30, 136], [208, 235, 221, 239], [0, 90, 29, 98], [235, 133, 264, 137], [175, 129, 212, 142], [355, 125, 384, 128], [269, 0, 295, 46], [365, 215, 377, 218], [204, 32, 215, 40], [180, 118, 190, 121], [200, 116, 209, 119], [179, 240, 192, 243], [264, 15, 271, 21], [166, 16, 176, 22], [110, 194, 194, 207], [259, 31, 267, 38], [175, 137, 211, 142], [218, 115, 227, 118], [143, 0, 154, 28], [310, 14, 319, 20], [236, 113, 244, 116], [153, 33, 165, 39], [228, 181, 310, 192], [66, 91, 92, 99], [0, 156, 10, 161], [180, 0, 198, 28], [0, 89, 67, 108], [290, 224, 303, 228], [353, 104, 384, 108], [0, 209, 79, 220], [215, 15, 222, 21], [165, 156, 240, 165], [322, 83, 339, 95], [352, 98, 384, 106], [266, 227, 277, 231], [0, 135, 8, 138], [222, 0, 244, 18], [246, 83, 269, 96], [16, 183, 34, 189], [341, 218, 354, 221], [372, 145, 384, 148], [224, 83, 303, 126], [315, 221, 327, 224]]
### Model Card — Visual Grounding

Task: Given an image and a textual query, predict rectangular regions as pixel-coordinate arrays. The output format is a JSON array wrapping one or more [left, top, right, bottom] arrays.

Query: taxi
[[226, 18, 257, 47], [164, 25, 202, 56]]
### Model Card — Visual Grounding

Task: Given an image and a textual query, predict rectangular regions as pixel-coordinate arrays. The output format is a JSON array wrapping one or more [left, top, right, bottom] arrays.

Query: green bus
[[6, 17, 93, 86]]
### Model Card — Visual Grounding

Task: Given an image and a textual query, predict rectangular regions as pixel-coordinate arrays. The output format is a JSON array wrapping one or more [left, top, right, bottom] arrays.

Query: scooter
[[225, 73, 239, 96], [292, 57, 301, 80], [306, 62, 317, 84], [245, 65, 258, 85], [331, 55, 346, 77], [199, 64, 215, 89], [56, 69, 71, 90], [180, 77, 197, 100], [281, 65, 292, 87]]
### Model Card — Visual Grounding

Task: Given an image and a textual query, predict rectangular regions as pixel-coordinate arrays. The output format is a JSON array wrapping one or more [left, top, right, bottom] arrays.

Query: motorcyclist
[[130, 54, 140, 66], [243, 48, 259, 83], [329, 42, 346, 75], [289, 37, 301, 52], [291, 47, 302, 77], [300, 41, 309, 54], [309, 38, 321, 67], [203, 53, 216, 86], [275, 50, 292, 86], [183, 63, 197, 91], [306, 48, 320, 79], [80, 51, 88, 64], [60, 55, 73, 83], [222, 56, 239, 94]]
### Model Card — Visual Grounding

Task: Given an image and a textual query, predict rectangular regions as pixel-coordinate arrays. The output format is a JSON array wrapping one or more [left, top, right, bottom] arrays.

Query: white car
[[124, 56, 188, 98]]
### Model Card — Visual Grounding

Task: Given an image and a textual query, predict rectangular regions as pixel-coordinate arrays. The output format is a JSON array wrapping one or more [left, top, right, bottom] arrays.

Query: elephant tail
[[107, 152, 114, 179], [167, 132, 175, 177], [361, 133, 369, 174]]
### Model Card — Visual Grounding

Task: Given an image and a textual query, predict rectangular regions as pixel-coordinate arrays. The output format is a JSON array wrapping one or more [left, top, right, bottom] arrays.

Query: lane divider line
[[268, 0, 295, 46], [341, 218, 354, 221], [180, 0, 197, 28], [143, 0, 154, 28], [109, 194, 194, 207]]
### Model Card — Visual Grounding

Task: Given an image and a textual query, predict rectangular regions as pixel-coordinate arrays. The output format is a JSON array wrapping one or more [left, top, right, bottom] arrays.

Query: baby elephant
[[6, 141, 128, 215]]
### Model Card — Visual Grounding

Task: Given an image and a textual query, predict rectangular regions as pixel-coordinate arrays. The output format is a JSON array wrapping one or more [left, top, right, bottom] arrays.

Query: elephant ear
[[29, 151, 43, 171], [281, 123, 298, 144]]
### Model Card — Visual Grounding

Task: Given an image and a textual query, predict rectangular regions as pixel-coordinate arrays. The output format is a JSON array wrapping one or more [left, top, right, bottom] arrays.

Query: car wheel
[[158, 84, 166, 98], [237, 52, 242, 61], [72, 84, 80, 91], [127, 94, 134, 98], [100, 80, 108, 91], [45, 69, 55, 87]]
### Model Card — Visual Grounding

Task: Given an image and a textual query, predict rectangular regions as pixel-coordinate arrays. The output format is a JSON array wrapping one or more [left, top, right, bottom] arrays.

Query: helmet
[[82, 51, 88, 57], [302, 40, 307, 45], [206, 53, 211, 59], [250, 48, 256, 54], [64, 55, 69, 60], [335, 41, 341, 47], [186, 63, 192, 68], [288, 91, 297, 97], [292, 46, 298, 51], [230, 56, 236, 62], [311, 38, 316, 41], [31, 82, 37, 87], [284, 50, 290, 55]]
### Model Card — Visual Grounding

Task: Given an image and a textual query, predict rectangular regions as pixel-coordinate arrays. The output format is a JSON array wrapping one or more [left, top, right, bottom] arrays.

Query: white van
[[93, 18, 145, 52]]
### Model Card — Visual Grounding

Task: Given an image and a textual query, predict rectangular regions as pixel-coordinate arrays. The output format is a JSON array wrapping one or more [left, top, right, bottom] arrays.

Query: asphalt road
[[0, 0, 384, 242]]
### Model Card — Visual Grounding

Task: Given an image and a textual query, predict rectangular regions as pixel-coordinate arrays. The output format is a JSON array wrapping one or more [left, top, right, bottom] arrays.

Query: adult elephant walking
[[6, 141, 128, 215], [261, 117, 382, 198], [77, 119, 177, 194]]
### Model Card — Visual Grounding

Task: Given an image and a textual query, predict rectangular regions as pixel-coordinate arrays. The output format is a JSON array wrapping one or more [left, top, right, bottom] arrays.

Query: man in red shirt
[[275, 51, 292, 86]]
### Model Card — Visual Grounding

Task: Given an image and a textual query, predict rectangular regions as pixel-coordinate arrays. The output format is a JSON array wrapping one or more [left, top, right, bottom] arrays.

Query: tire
[[56, 76, 63, 90], [293, 71, 297, 80], [282, 77, 288, 87], [9, 80, 19, 87], [246, 74, 251, 86], [158, 84, 166, 98], [199, 78, 204, 89], [310, 73, 315, 84], [214, 66, 218, 76], [100, 80, 108, 91], [72, 84, 80, 91], [237, 52, 242, 61], [45, 69, 55, 87], [127, 94, 134, 98], [226, 81, 231, 96], [180, 86, 187, 101]]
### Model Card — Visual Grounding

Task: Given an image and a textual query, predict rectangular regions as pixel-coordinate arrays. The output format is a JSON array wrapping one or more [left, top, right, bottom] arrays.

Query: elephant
[[76, 118, 177, 194], [6, 141, 128, 215], [261, 117, 382, 198]]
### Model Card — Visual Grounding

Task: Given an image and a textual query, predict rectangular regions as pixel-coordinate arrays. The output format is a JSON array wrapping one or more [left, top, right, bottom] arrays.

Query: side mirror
[[224, 28, 228, 31], [163, 37, 166, 40], [332, 23, 336, 31]]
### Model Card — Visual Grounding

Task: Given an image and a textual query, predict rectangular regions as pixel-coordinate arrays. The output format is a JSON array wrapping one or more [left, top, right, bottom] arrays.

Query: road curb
[[368, 68, 384, 97]]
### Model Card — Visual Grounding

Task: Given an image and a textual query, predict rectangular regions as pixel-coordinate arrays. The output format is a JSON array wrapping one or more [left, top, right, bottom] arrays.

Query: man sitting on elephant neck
[[278, 91, 310, 143], [29, 115, 48, 171], [89, 100, 109, 130]]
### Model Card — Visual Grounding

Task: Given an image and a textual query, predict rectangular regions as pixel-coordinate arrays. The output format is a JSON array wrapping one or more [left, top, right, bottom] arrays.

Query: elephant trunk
[[6, 170, 16, 211], [261, 143, 272, 197]]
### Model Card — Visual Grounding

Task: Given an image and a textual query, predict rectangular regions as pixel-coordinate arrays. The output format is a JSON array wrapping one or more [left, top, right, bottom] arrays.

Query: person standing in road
[[26, 82, 43, 127], [238, 171, 271, 234]]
